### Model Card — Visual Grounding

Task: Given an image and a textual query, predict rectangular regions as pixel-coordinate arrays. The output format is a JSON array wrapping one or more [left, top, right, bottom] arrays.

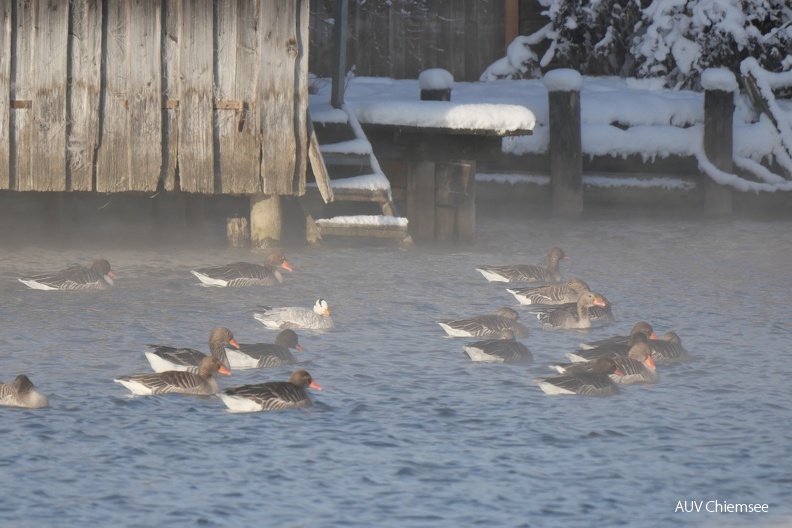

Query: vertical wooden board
[[127, 0, 161, 191], [12, 0, 35, 191], [0, 3, 10, 189], [179, 0, 214, 193], [27, 0, 69, 191], [387, 4, 405, 79], [444, 0, 467, 81], [217, 0, 261, 194], [96, 0, 131, 193], [68, 0, 102, 191], [294, 0, 309, 196], [402, 10, 424, 78], [259, 0, 307, 196], [162, 0, 181, 191]]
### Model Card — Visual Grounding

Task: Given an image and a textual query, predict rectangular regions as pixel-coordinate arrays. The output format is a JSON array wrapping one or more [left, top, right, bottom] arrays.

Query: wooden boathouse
[[1, 0, 311, 246]]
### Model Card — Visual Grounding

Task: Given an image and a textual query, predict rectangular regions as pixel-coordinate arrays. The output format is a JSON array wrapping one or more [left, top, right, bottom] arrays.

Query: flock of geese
[[6, 252, 328, 412], [2, 246, 692, 410], [438, 247, 692, 396]]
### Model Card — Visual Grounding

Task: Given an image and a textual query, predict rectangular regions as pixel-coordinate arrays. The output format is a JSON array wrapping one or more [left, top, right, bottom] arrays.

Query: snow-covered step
[[314, 215, 410, 241]]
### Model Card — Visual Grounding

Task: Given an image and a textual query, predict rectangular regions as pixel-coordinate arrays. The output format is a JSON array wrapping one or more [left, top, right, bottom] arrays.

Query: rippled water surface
[[1, 210, 791, 527]]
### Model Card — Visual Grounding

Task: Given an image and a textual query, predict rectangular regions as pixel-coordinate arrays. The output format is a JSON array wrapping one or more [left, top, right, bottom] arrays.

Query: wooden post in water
[[545, 69, 583, 216], [702, 69, 735, 215], [250, 193, 282, 248], [227, 217, 250, 248], [435, 161, 475, 244], [406, 161, 436, 242]]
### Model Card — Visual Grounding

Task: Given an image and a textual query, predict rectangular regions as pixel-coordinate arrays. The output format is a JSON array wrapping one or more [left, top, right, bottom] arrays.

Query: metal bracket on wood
[[164, 99, 180, 109], [11, 100, 32, 109], [215, 99, 245, 131]]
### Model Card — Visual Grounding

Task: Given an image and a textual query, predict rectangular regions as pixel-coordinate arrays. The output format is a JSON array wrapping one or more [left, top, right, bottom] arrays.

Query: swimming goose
[[254, 299, 334, 330], [537, 291, 607, 330], [438, 307, 530, 338], [534, 357, 623, 396], [565, 329, 651, 363], [552, 338, 657, 385], [578, 321, 658, 350], [530, 292, 615, 323], [114, 356, 231, 396], [145, 327, 239, 373], [462, 329, 533, 363], [190, 251, 292, 287], [0, 375, 49, 408], [219, 370, 322, 413], [476, 247, 568, 283], [225, 329, 304, 370], [648, 331, 692, 364], [18, 258, 116, 290], [507, 278, 591, 305]]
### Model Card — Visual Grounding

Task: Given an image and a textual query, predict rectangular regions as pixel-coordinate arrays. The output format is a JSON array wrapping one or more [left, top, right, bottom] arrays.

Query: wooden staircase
[[303, 106, 413, 247]]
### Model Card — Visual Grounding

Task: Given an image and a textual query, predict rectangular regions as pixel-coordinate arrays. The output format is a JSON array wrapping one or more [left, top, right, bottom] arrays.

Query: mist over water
[[1, 201, 791, 527]]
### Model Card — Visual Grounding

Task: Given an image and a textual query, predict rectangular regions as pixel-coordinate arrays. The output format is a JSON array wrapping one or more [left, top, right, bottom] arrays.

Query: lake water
[[1, 207, 791, 527]]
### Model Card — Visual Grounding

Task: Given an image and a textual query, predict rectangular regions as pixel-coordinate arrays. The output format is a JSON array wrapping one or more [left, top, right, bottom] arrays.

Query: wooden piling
[[702, 70, 735, 215], [435, 161, 475, 243], [546, 69, 583, 217], [227, 217, 250, 248], [250, 193, 282, 248], [406, 161, 436, 242]]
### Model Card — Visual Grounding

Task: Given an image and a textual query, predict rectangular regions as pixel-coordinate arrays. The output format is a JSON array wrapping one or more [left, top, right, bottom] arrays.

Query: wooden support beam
[[546, 70, 583, 217], [406, 161, 436, 242], [703, 77, 735, 215], [250, 193, 282, 248], [227, 217, 249, 248], [330, 0, 349, 109]]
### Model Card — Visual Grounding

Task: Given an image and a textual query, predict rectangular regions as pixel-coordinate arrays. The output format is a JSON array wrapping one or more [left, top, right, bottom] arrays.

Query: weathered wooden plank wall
[[0, 0, 308, 195], [309, 0, 506, 82], [0, 3, 10, 190]]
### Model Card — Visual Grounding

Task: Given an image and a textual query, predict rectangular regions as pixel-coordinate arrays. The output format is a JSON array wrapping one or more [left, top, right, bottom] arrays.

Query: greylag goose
[[552, 338, 657, 385], [507, 278, 590, 305], [219, 369, 322, 413], [648, 331, 692, 364], [438, 307, 530, 338], [578, 321, 658, 350], [537, 291, 607, 330], [530, 292, 615, 323], [476, 247, 568, 283], [534, 357, 623, 396], [254, 299, 334, 330], [0, 375, 49, 408], [225, 329, 304, 370], [190, 251, 292, 287], [145, 327, 239, 373], [114, 356, 231, 396], [565, 328, 651, 363], [18, 258, 116, 290], [462, 329, 533, 363]]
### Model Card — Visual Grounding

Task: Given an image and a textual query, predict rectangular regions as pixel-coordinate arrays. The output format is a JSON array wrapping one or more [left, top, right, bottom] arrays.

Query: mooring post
[[406, 161, 436, 242], [545, 69, 583, 216], [434, 161, 475, 244], [227, 216, 249, 248], [250, 193, 282, 248], [702, 68, 735, 215]]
